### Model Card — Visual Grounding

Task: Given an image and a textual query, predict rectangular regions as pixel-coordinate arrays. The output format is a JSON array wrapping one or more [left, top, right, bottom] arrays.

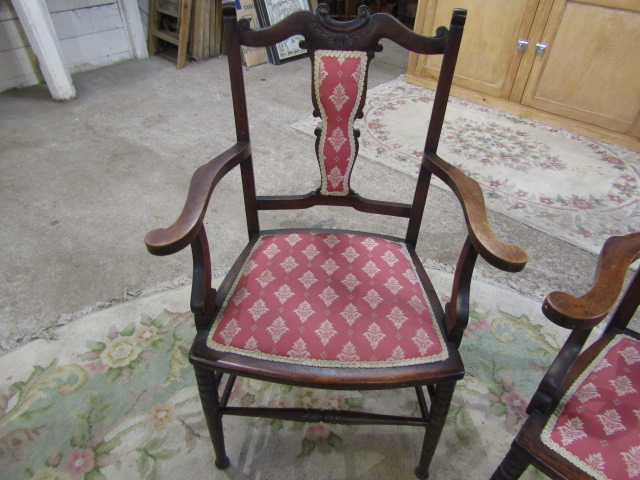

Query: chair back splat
[[145, 3, 528, 478], [226, 4, 466, 241]]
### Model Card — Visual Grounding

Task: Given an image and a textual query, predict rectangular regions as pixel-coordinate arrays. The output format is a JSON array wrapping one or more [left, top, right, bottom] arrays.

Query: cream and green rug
[[293, 78, 640, 255], [0, 269, 563, 479]]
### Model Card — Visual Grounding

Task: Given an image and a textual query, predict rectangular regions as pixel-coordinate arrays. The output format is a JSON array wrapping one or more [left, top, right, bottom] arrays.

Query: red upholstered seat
[[542, 335, 640, 479], [208, 232, 448, 367]]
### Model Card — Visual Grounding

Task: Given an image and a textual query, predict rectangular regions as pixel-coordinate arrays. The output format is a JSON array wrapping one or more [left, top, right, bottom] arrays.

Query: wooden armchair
[[491, 232, 640, 480], [145, 4, 527, 478]]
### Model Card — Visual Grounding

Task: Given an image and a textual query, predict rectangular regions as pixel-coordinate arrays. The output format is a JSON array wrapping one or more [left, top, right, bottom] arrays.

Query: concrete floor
[[0, 41, 600, 352]]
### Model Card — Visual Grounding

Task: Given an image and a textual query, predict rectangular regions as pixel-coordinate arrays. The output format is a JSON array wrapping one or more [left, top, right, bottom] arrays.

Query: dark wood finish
[[424, 152, 528, 272], [144, 142, 251, 255], [145, 3, 528, 478], [219, 406, 430, 426], [543, 232, 640, 329], [491, 232, 640, 480], [237, 3, 452, 53], [256, 192, 412, 217]]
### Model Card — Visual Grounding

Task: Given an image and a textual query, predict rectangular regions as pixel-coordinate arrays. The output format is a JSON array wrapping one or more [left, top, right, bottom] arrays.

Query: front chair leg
[[415, 381, 456, 480], [194, 365, 231, 469], [490, 442, 531, 480]]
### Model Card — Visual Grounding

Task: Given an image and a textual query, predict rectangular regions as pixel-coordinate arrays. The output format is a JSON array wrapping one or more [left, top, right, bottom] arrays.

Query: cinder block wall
[[0, 0, 146, 92]]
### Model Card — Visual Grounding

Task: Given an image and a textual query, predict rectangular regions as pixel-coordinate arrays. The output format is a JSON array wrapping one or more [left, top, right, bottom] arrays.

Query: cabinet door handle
[[517, 39, 529, 52], [535, 43, 548, 55]]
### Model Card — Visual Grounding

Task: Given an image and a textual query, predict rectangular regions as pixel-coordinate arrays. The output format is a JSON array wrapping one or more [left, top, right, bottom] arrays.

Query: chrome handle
[[517, 39, 529, 52], [535, 43, 548, 55]]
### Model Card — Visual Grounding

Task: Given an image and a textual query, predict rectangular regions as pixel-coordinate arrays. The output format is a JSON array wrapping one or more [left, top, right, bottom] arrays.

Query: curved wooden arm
[[424, 152, 528, 272], [145, 142, 252, 256], [542, 231, 640, 330]]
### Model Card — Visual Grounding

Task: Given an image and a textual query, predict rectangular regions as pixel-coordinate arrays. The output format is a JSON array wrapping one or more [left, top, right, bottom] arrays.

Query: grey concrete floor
[[0, 40, 599, 352]]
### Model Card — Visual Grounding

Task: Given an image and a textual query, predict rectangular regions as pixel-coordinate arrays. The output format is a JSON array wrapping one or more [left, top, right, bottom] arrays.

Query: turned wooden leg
[[194, 366, 231, 469], [490, 442, 531, 480], [414, 381, 456, 480]]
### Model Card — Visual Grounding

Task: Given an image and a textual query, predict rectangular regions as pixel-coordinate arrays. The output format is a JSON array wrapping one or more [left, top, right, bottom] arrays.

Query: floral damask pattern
[[313, 50, 368, 196], [208, 232, 448, 367], [542, 335, 640, 480]]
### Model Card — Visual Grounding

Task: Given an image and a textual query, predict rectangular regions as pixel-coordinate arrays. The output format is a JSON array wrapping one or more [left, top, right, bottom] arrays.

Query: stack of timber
[[148, 0, 223, 68], [190, 0, 223, 60]]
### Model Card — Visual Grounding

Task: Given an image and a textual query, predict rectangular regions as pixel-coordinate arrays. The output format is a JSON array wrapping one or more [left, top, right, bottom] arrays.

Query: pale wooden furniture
[[407, 0, 640, 151], [145, 4, 528, 478], [148, 0, 193, 68], [491, 231, 640, 479], [190, 0, 224, 60]]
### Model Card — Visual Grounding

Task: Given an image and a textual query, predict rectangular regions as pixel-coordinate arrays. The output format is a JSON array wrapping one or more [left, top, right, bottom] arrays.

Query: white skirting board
[[1, 0, 148, 97]]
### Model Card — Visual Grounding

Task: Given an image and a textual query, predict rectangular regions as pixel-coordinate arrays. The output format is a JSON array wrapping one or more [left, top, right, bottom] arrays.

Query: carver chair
[[145, 3, 528, 478], [491, 231, 640, 480]]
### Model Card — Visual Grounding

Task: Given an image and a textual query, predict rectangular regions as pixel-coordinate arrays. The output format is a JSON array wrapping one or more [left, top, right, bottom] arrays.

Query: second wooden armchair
[[145, 3, 528, 478], [492, 231, 640, 480]]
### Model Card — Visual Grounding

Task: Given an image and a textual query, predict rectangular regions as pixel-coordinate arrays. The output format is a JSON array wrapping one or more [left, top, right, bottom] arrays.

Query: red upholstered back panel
[[313, 50, 368, 196]]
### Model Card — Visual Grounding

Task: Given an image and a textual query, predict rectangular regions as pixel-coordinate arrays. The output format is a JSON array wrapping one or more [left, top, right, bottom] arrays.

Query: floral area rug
[[293, 78, 640, 255], [0, 269, 565, 480]]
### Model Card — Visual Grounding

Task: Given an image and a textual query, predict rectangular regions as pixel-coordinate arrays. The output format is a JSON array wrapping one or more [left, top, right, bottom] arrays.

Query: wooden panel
[[1, 1, 117, 21], [573, 0, 639, 10], [120, 0, 148, 58], [521, 0, 640, 135], [405, 73, 640, 152], [414, 0, 539, 98], [46, 0, 116, 13], [0, 18, 29, 51], [0, 0, 135, 93], [60, 27, 131, 72], [52, 2, 123, 40], [0, 46, 41, 90], [406, 0, 429, 77], [0, 1, 18, 22], [0, 3, 123, 45], [12, 0, 75, 99]]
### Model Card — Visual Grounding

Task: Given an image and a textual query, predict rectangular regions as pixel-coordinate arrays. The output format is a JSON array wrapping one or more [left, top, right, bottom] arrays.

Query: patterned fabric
[[541, 335, 640, 480], [208, 232, 448, 368], [313, 50, 368, 196]]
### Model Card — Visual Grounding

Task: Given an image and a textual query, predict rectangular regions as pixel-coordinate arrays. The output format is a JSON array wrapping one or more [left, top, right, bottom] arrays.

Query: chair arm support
[[542, 232, 640, 330], [145, 142, 252, 256], [424, 152, 528, 272]]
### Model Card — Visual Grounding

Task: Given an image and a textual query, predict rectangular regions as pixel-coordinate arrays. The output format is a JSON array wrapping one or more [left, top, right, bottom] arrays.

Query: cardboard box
[[235, 0, 268, 67]]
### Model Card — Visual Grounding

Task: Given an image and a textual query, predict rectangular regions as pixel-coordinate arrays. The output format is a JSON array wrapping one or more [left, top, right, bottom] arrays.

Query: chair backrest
[[222, 2, 466, 246]]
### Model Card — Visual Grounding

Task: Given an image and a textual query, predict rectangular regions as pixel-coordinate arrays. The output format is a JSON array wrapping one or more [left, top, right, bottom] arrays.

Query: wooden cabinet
[[414, 0, 540, 98], [407, 0, 640, 148], [520, 0, 640, 136]]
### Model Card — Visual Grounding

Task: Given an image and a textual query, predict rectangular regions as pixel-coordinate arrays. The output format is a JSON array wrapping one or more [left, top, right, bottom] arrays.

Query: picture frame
[[254, 0, 312, 64]]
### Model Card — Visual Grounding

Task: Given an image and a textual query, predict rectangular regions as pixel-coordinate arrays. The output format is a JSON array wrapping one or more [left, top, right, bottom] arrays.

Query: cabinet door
[[520, 0, 640, 136], [413, 0, 539, 98]]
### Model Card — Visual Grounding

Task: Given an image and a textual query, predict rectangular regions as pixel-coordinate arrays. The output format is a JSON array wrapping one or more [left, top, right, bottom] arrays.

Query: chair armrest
[[424, 152, 528, 272], [145, 142, 252, 256], [542, 232, 640, 330]]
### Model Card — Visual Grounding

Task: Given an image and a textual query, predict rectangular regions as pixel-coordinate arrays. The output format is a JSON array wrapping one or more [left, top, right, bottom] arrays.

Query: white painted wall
[[0, 0, 147, 93], [138, 0, 148, 39]]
